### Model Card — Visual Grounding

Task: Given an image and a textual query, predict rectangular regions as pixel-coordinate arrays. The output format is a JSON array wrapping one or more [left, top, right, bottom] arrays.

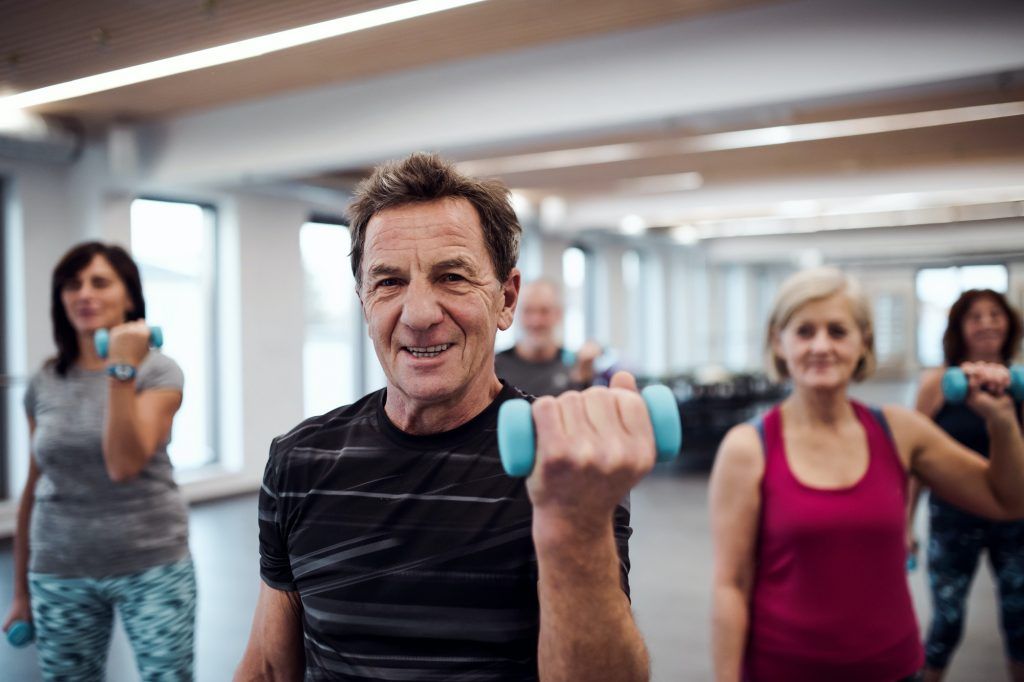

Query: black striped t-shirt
[[259, 382, 633, 681]]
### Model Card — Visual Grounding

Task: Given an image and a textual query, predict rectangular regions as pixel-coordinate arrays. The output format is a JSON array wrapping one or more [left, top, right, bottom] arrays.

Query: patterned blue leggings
[[28, 558, 196, 681], [925, 501, 1024, 670]]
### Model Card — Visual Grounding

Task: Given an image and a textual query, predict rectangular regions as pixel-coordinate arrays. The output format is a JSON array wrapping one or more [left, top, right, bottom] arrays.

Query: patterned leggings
[[925, 501, 1024, 669], [28, 558, 196, 681]]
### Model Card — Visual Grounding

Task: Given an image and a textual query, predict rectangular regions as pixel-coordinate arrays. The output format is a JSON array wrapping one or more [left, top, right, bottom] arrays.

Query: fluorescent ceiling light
[[619, 214, 648, 235], [0, 0, 491, 110], [459, 101, 1024, 176]]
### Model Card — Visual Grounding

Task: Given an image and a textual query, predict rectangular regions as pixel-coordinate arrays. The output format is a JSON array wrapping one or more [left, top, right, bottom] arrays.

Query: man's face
[[359, 197, 519, 411], [518, 283, 562, 348]]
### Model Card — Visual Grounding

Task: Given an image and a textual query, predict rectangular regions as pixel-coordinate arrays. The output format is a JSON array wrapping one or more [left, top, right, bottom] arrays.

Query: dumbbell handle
[[6, 619, 33, 647], [94, 326, 164, 360], [497, 384, 683, 477], [942, 365, 1024, 404]]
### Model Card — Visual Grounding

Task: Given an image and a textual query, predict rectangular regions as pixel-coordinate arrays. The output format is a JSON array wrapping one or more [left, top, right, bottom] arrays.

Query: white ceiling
[[4, 0, 1024, 240]]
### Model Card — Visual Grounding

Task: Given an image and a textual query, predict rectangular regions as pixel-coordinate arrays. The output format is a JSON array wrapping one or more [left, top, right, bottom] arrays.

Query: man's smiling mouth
[[404, 344, 450, 359]]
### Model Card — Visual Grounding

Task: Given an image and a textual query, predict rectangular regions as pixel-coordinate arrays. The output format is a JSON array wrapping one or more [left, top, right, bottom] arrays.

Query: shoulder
[[879, 403, 936, 460], [272, 389, 382, 458], [713, 421, 765, 478], [138, 351, 184, 390], [494, 348, 518, 365], [916, 367, 945, 399]]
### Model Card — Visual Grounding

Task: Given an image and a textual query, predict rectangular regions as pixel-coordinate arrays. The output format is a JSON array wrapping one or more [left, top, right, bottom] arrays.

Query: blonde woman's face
[[774, 293, 866, 390]]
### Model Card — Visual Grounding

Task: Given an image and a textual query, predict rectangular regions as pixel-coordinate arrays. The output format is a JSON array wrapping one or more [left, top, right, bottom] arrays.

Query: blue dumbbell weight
[[94, 326, 163, 360], [6, 619, 34, 647], [497, 384, 683, 477], [942, 365, 1024, 404]]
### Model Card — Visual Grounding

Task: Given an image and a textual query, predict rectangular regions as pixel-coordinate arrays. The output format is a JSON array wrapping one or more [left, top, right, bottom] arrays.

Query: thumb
[[610, 370, 638, 393]]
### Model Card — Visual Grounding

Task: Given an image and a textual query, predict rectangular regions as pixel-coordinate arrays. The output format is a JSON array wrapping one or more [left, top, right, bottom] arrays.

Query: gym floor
[[0, 384, 1012, 680], [0, 476, 1010, 681]]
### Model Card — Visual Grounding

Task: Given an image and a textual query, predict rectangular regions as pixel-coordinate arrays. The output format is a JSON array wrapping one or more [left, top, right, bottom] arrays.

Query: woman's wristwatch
[[106, 363, 137, 381]]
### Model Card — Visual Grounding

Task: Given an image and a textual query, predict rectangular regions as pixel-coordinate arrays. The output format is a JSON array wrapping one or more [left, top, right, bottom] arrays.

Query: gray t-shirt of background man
[[24, 351, 190, 578]]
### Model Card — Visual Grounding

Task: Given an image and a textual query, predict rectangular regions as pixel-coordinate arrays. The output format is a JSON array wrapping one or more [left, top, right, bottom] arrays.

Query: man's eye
[[378, 278, 401, 288], [443, 273, 465, 282]]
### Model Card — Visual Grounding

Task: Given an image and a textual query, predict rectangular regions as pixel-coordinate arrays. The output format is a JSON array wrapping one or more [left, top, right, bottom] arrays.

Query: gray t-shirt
[[494, 347, 585, 397], [24, 352, 190, 578]]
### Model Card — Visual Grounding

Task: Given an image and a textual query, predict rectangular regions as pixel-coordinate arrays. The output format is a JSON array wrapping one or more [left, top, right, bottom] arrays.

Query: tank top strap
[[851, 400, 906, 483]]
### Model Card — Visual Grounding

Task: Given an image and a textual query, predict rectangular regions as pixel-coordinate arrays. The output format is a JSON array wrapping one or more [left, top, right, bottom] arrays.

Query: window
[[873, 293, 908, 367], [301, 221, 361, 417], [562, 246, 589, 350], [131, 199, 217, 469], [916, 264, 1008, 367], [622, 249, 645, 371]]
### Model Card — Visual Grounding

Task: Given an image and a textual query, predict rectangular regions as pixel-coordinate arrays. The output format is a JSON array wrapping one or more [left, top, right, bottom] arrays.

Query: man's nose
[[400, 281, 444, 330]]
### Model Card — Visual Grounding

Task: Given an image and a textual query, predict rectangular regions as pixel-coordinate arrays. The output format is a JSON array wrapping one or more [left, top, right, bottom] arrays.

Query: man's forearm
[[535, 522, 648, 682]]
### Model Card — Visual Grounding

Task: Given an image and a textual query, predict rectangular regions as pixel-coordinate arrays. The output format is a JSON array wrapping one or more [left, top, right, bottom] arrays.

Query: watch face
[[108, 364, 137, 381]]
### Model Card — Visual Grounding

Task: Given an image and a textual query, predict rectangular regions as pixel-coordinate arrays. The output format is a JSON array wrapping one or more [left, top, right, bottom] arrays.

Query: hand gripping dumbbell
[[94, 326, 163, 360], [6, 619, 34, 647], [941, 365, 1024, 404], [497, 384, 683, 477]]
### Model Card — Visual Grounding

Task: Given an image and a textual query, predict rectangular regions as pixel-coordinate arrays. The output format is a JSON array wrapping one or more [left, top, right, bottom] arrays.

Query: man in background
[[494, 279, 601, 396]]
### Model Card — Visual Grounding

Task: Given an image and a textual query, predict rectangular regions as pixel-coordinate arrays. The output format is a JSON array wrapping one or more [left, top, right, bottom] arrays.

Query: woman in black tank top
[[911, 289, 1024, 682]]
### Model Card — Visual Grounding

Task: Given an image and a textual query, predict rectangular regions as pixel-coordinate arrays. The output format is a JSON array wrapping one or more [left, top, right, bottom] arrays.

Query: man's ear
[[497, 268, 521, 331]]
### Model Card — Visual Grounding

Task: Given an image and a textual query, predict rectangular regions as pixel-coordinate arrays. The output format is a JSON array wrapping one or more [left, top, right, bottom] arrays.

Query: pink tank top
[[744, 401, 923, 681]]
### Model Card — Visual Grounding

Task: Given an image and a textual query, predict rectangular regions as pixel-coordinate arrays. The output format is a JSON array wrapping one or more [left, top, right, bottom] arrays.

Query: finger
[[610, 370, 638, 393], [612, 388, 654, 442], [581, 387, 618, 438], [531, 396, 571, 474]]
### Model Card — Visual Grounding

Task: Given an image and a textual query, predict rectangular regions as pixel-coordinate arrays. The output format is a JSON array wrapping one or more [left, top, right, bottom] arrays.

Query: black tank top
[[934, 398, 1023, 459]]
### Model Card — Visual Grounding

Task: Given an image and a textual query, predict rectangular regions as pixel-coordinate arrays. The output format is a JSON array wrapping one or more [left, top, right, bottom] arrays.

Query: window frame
[[131, 195, 220, 469], [913, 261, 1010, 368]]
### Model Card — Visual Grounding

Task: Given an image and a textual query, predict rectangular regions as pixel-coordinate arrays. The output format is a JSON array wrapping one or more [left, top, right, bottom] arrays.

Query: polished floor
[[0, 470, 1011, 681]]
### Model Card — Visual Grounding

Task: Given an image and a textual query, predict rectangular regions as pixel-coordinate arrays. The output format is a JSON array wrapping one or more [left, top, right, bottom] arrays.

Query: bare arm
[[906, 368, 945, 545], [2, 418, 40, 633], [530, 374, 652, 682], [103, 382, 181, 481], [100, 320, 182, 482], [887, 367, 1024, 520], [709, 424, 763, 682], [234, 583, 305, 681]]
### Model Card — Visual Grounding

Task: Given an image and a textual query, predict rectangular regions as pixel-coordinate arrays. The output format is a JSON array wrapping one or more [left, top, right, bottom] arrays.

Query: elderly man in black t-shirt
[[235, 153, 655, 681]]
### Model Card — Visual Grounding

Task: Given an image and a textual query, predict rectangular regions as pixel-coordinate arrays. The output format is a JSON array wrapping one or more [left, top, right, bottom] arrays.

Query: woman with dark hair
[[2, 242, 195, 680], [911, 289, 1024, 682]]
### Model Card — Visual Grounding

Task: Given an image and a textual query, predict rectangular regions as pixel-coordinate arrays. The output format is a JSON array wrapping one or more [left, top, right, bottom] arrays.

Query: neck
[[75, 332, 105, 371], [515, 339, 558, 362], [384, 375, 503, 435], [784, 385, 855, 427]]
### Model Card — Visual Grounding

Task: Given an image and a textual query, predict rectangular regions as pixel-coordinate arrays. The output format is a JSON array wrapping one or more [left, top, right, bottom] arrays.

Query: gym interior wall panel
[[641, 249, 668, 378], [668, 249, 693, 374], [234, 193, 307, 482]]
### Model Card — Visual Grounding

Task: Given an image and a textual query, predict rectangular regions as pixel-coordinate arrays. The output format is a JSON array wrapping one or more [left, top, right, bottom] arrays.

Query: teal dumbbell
[[942, 365, 1024, 404], [497, 384, 683, 477], [6, 620, 34, 647], [94, 326, 163, 359]]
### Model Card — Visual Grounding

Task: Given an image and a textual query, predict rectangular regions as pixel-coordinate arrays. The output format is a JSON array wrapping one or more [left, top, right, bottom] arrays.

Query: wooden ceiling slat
[[6, 0, 777, 121]]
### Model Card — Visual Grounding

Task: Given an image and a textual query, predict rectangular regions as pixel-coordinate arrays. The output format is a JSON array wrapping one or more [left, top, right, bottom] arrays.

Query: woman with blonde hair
[[710, 267, 1024, 681]]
